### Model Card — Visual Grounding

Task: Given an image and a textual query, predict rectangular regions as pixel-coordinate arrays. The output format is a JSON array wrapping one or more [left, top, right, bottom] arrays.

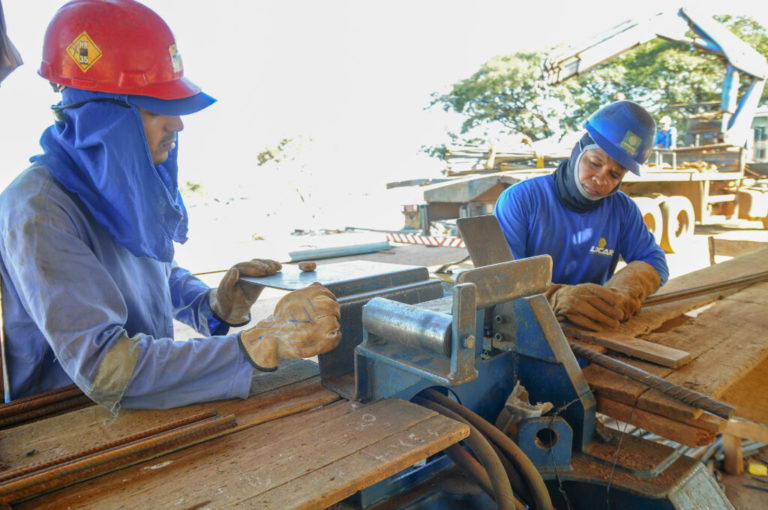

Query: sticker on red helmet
[[169, 44, 183, 74], [65, 31, 102, 73]]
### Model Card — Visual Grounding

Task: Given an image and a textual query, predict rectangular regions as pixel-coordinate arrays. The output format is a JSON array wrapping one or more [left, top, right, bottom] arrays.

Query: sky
[[2, 0, 768, 235]]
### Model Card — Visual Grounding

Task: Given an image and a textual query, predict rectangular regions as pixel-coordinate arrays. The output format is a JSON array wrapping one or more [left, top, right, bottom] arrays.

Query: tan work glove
[[604, 260, 661, 321], [209, 259, 282, 326], [545, 283, 623, 331], [238, 283, 341, 371]]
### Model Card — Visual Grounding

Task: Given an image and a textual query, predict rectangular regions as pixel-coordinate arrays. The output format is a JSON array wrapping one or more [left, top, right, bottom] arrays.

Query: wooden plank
[[0, 362, 336, 476], [562, 325, 692, 368], [725, 420, 768, 444], [723, 433, 744, 475], [20, 399, 466, 509], [584, 279, 768, 426], [638, 284, 768, 414], [597, 398, 721, 447], [583, 361, 700, 422], [617, 247, 768, 337], [720, 352, 768, 425], [248, 414, 469, 509], [709, 238, 768, 259]]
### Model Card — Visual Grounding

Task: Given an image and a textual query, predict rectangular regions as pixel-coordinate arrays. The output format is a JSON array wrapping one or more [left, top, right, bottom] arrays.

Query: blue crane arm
[[541, 8, 767, 147]]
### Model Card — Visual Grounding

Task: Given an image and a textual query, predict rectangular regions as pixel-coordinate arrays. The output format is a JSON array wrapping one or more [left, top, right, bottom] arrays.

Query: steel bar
[[0, 385, 84, 418], [0, 412, 236, 503], [0, 410, 219, 483], [570, 344, 735, 420], [644, 271, 768, 307], [743, 483, 768, 492], [0, 396, 92, 428], [363, 297, 453, 357]]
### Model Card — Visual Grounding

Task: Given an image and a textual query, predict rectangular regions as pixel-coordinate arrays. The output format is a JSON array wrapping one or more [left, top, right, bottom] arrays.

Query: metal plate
[[456, 256, 551, 307], [456, 215, 514, 267], [241, 260, 429, 298]]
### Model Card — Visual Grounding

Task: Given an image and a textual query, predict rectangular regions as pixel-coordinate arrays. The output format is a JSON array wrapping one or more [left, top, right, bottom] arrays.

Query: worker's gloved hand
[[604, 261, 662, 321], [546, 283, 623, 331], [209, 259, 282, 326], [238, 283, 341, 371]]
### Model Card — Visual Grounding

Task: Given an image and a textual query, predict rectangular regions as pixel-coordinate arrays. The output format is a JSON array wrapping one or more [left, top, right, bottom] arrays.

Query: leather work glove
[[238, 283, 341, 371], [545, 283, 623, 331], [209, 259, 282, 326], [604, 261, 662, 321]]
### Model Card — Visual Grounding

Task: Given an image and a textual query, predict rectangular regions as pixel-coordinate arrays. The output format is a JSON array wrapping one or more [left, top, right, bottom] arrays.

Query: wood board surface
[[582, 248, 768, 442], [0, 360, 335, 476], [19, 399, 469, 509]]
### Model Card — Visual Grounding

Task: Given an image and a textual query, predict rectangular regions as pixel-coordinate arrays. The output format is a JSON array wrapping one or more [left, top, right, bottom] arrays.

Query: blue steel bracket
[[354, 283, 478, 402], [515, 416, 573, 473], [501, 295, 597, 452]]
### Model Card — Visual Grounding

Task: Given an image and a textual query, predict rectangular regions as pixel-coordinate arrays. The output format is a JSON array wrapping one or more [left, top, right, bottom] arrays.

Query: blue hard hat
[[583, 100, 656, 175]]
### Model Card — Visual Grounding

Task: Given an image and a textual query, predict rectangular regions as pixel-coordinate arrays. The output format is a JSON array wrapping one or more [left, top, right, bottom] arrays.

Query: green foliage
[[426, 15, 768, 159], [182, 180, 202, 194], [429, 51, 562, 142]]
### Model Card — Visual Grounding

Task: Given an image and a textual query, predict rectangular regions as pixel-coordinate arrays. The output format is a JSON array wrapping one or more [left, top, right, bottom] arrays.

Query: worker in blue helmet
[[495, 100, 668, 331]]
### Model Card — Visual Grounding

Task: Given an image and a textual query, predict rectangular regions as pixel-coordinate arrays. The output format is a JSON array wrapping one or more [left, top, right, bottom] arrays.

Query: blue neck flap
[[31, 89, 188, 262]]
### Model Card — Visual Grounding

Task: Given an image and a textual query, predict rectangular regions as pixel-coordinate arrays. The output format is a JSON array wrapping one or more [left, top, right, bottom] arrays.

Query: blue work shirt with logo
[[494, 174, 668, 286]]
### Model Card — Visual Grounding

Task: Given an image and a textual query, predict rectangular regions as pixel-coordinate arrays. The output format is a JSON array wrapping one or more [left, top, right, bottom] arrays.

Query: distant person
[[0, 0, 341, 410], [495, 101, 668, 331], [655, 115, 677, 149]]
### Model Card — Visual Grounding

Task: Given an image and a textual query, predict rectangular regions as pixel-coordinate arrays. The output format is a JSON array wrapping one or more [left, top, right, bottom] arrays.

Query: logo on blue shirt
[[589, 237, 614, 257]]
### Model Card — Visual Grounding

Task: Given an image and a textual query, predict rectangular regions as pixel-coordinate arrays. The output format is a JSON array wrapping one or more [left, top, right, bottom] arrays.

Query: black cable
[[413, 397, 518, 510], [422, 388, 554, 510], [488, 435, 534, 507]]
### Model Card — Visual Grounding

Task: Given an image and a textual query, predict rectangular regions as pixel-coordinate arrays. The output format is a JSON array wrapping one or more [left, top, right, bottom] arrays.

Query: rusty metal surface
[[0, 385, 94, 429]]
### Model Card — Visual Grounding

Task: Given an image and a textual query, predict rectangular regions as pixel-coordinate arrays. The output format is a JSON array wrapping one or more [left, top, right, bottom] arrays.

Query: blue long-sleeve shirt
[[494, 174, 668, 286], [0, 165, 254, 409]]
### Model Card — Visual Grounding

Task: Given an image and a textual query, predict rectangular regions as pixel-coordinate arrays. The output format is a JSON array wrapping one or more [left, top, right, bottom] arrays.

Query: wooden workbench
[[0, 360, 469, 508], [576, 248, 768, 467]]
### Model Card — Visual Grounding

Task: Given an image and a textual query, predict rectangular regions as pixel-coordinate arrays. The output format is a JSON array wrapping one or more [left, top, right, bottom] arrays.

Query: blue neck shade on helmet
[[31, 88, 190, 262]]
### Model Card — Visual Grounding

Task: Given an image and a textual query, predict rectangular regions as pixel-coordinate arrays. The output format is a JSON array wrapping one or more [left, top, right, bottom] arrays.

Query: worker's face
[[138, 107, 184, 165], [577, 148, 626, 197]]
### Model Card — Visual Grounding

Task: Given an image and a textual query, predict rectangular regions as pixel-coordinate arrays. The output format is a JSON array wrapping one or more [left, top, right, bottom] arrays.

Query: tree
[[428, 51, 563, 143], [426, 15, 768, 158]]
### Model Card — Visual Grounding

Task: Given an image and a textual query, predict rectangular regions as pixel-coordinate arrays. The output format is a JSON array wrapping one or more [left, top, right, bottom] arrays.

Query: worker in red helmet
[[0, 0, 341, 410], [495, 101, 668, 331]]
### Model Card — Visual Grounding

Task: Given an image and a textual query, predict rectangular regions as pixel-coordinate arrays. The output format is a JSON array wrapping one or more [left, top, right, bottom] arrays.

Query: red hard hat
[[39, 0, 201, 100]]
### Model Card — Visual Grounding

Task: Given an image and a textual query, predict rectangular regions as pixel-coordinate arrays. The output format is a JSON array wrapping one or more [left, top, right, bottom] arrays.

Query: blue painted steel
[[345, 258, 728, 508], [321, 279, 444, 399], [355, 285, 478, 401], [359, 454, 454, 508], [506, 297, 595, 452], [515, 417, 573, 472]]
